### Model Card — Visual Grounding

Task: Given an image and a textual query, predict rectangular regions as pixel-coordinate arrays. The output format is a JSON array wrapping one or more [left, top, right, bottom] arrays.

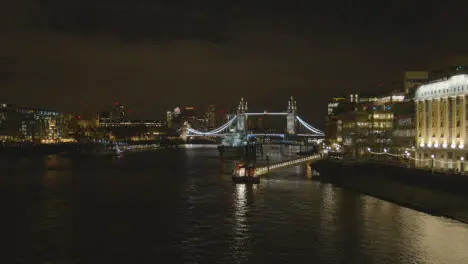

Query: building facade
[[0, 104, 69, 142], [325, 91, 416, 157], [415, 74, 468, 171]]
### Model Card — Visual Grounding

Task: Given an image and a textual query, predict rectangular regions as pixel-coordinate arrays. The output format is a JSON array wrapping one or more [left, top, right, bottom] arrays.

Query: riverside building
[[415, 74, 468, 171]]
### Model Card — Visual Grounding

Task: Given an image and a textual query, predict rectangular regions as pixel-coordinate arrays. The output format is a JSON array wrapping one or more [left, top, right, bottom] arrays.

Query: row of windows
[[419, 119, 464, 128], [343, 122, 392, 128], [419, 132, 462, 138], [371, 113, 393, 119], [393, 129, 416, 137], [420, 86, 468, 97]]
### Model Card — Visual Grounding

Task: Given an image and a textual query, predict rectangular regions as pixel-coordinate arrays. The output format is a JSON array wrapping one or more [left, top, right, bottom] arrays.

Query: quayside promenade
[[312, 157, 468, 223]]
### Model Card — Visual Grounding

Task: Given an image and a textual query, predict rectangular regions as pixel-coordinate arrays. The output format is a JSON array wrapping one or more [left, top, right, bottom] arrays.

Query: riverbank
[[311, 159, 468, 224]]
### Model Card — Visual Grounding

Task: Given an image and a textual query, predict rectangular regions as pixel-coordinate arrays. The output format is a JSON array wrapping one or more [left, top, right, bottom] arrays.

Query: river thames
[[1, 147, 467, 263]]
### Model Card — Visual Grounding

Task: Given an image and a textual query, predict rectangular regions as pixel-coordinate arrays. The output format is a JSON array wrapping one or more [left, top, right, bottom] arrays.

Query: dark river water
[[1, 147, 468, 264]]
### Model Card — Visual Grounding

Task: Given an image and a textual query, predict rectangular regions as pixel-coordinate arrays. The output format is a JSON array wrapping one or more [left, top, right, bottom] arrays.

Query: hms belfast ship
[[217, 131, 245, 159], [217, 98, 248, 160]]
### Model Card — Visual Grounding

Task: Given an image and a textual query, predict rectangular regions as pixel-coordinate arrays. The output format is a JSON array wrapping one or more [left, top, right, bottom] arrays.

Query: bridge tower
[[236, 97, 247, 133], [286, 96, 297, 134], [180, 121, 188, 141]]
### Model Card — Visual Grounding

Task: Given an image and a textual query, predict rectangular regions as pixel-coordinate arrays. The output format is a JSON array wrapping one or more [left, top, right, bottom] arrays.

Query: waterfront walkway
[[254, 154, 323, 176]]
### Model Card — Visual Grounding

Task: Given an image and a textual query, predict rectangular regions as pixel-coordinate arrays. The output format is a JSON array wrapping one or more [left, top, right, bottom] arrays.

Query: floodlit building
[[415, 74, 468, 171]]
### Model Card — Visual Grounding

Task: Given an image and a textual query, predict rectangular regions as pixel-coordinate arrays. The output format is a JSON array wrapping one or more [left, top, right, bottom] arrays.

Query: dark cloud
[[2, 0, 468, 127]]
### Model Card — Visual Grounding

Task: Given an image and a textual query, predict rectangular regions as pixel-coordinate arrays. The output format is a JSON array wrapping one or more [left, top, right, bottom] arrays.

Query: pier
[[254, 154, 323, 176], [233, 153, 323, 178]]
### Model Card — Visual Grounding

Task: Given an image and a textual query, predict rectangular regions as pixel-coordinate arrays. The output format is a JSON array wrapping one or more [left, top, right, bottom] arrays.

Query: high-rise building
[[166, 111, 173, 128], [112, 102, 125, 121], [118, 104, 125, 120], [206, 105, 216, 129], [183, 106, 196, 120], [404, 71, 428, 95], [166, 107, 182, 130], [415, 74, 468, 171], [99, 111, 112, 123]]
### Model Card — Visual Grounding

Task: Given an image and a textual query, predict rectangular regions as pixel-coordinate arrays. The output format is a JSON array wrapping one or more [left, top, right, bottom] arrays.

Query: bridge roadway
[[254, 153, 323, 176]]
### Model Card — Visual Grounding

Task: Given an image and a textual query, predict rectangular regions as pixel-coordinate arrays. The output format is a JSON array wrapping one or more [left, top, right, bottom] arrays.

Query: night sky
[[2, 1, 468, 125]]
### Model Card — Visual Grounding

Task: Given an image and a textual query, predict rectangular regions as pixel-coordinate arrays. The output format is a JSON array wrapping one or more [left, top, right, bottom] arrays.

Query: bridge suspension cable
[[186, 116, 238, 136], [295, 116, 324, 135]]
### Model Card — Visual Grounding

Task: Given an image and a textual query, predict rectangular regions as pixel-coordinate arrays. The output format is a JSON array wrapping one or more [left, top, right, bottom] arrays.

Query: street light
[[431, 154, 435, 169]]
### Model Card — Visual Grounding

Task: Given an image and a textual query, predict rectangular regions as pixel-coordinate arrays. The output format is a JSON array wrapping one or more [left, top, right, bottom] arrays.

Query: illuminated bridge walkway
[[254, 153, 323, 176]]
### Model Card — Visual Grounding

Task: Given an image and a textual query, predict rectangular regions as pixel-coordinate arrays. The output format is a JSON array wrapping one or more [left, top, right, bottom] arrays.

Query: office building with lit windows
[[325, 90, 414, 157], [206, 105, 216, 129], [415, 74, 468, 171], [0, 103, 69, 142]]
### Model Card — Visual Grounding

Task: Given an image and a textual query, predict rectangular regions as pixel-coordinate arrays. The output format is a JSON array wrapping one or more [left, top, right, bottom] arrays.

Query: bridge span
[[183, 96, 324, 140]]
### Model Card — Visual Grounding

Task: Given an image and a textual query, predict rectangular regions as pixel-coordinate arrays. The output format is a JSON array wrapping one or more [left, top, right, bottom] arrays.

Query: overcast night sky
[[1, 1, 468, 125]]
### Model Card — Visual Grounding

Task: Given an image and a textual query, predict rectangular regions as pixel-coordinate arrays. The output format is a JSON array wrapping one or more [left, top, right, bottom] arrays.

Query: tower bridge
[[183, 97, 324, 142]]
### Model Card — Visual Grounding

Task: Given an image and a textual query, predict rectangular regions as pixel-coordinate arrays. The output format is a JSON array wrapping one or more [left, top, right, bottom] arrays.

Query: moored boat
[[232, 163, 260, 184]]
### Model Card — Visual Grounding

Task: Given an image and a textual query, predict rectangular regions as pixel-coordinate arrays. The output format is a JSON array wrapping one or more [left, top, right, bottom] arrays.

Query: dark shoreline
[[311, 159, 468, 224]]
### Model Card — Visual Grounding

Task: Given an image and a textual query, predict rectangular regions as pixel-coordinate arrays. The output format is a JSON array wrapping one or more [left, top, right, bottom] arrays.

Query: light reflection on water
[[230, 184, 251, 263], [0, 148, 468, 264]]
